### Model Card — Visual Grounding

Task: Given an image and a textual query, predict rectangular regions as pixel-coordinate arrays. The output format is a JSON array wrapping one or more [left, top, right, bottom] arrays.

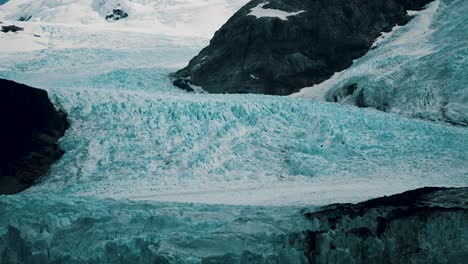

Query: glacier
[[0, 0, 467, 262]]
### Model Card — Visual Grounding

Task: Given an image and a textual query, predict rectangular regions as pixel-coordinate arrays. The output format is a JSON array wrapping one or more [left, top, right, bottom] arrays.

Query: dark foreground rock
[[292, 187, 468, 263], [0, 79, 69, 194], [173, 0, 433, 95]]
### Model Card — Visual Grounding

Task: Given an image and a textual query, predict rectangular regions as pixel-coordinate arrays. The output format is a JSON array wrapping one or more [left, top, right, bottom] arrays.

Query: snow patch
[[248, 2, 305, 21], [250, 74, 259, 80], [189, 83, 207, 93]]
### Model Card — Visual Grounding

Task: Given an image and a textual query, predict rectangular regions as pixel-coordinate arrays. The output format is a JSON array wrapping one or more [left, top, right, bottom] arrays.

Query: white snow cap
[[248, 2, 306, 21]]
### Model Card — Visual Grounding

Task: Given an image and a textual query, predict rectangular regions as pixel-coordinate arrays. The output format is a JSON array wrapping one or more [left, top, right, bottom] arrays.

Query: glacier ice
[[0, 26, 466, 205], [296, 0, 468, 126], [0, 194, 313, 263]]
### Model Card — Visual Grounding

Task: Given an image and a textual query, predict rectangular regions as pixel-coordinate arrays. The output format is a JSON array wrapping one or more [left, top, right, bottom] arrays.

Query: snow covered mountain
[[0, 0, 249, 37]]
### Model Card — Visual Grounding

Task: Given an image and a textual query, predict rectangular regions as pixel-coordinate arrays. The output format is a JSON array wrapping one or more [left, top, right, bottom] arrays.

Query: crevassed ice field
[[0, 0, 467, 262]]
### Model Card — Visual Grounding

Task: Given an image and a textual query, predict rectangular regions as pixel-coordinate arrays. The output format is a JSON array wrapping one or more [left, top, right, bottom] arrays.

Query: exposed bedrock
[[105, 8, 128, 21], [172, 0, 433, 95], [1, 24, 23, 33], [290, 187, 468, 264], [0, 79, 69, 194]]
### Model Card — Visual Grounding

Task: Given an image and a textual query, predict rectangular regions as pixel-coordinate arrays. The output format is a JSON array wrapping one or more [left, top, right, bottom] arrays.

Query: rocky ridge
[[173, 0, 434, 95]]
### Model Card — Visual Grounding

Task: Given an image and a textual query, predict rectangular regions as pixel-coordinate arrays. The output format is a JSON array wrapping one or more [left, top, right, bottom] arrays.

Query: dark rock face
[[292, 187, 467, 263], [105, 8, 129, 21], [173, 0, 433, 95], [1, 25, 23, 33], [0, 79, 69, 194], [18, 15, 32, 22]]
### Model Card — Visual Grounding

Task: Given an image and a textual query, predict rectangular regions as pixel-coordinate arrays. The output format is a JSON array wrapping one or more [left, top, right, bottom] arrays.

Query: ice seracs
[[248, 2, 305, 21]]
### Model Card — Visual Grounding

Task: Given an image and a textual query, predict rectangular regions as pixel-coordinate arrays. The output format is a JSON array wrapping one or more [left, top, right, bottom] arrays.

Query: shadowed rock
[[0, 79, 69, 194]]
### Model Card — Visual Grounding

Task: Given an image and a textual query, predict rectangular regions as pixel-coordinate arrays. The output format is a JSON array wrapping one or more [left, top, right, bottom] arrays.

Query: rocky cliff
[[173, 0, 433, 95], [291, 187, 467, 263], [176, 187, 467, 263], [0, 79, 69, 194]]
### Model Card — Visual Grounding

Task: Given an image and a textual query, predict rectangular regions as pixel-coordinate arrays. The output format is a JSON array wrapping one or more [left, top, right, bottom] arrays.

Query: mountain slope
[[172, 0, 433, 95], [296, 0, 468, 126]]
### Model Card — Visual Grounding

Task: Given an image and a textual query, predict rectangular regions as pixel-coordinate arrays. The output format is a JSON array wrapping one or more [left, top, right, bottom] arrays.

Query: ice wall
[[0, 194, 310, 263]]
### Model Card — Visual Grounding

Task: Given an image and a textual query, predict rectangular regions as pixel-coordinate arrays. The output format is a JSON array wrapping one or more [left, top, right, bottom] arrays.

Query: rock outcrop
[[291, 187, 467, 263], [1, 24, 23, 33], [105, 7, 128, 21], [0, 79, 69, 194], [173, 0, 433, 95]]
